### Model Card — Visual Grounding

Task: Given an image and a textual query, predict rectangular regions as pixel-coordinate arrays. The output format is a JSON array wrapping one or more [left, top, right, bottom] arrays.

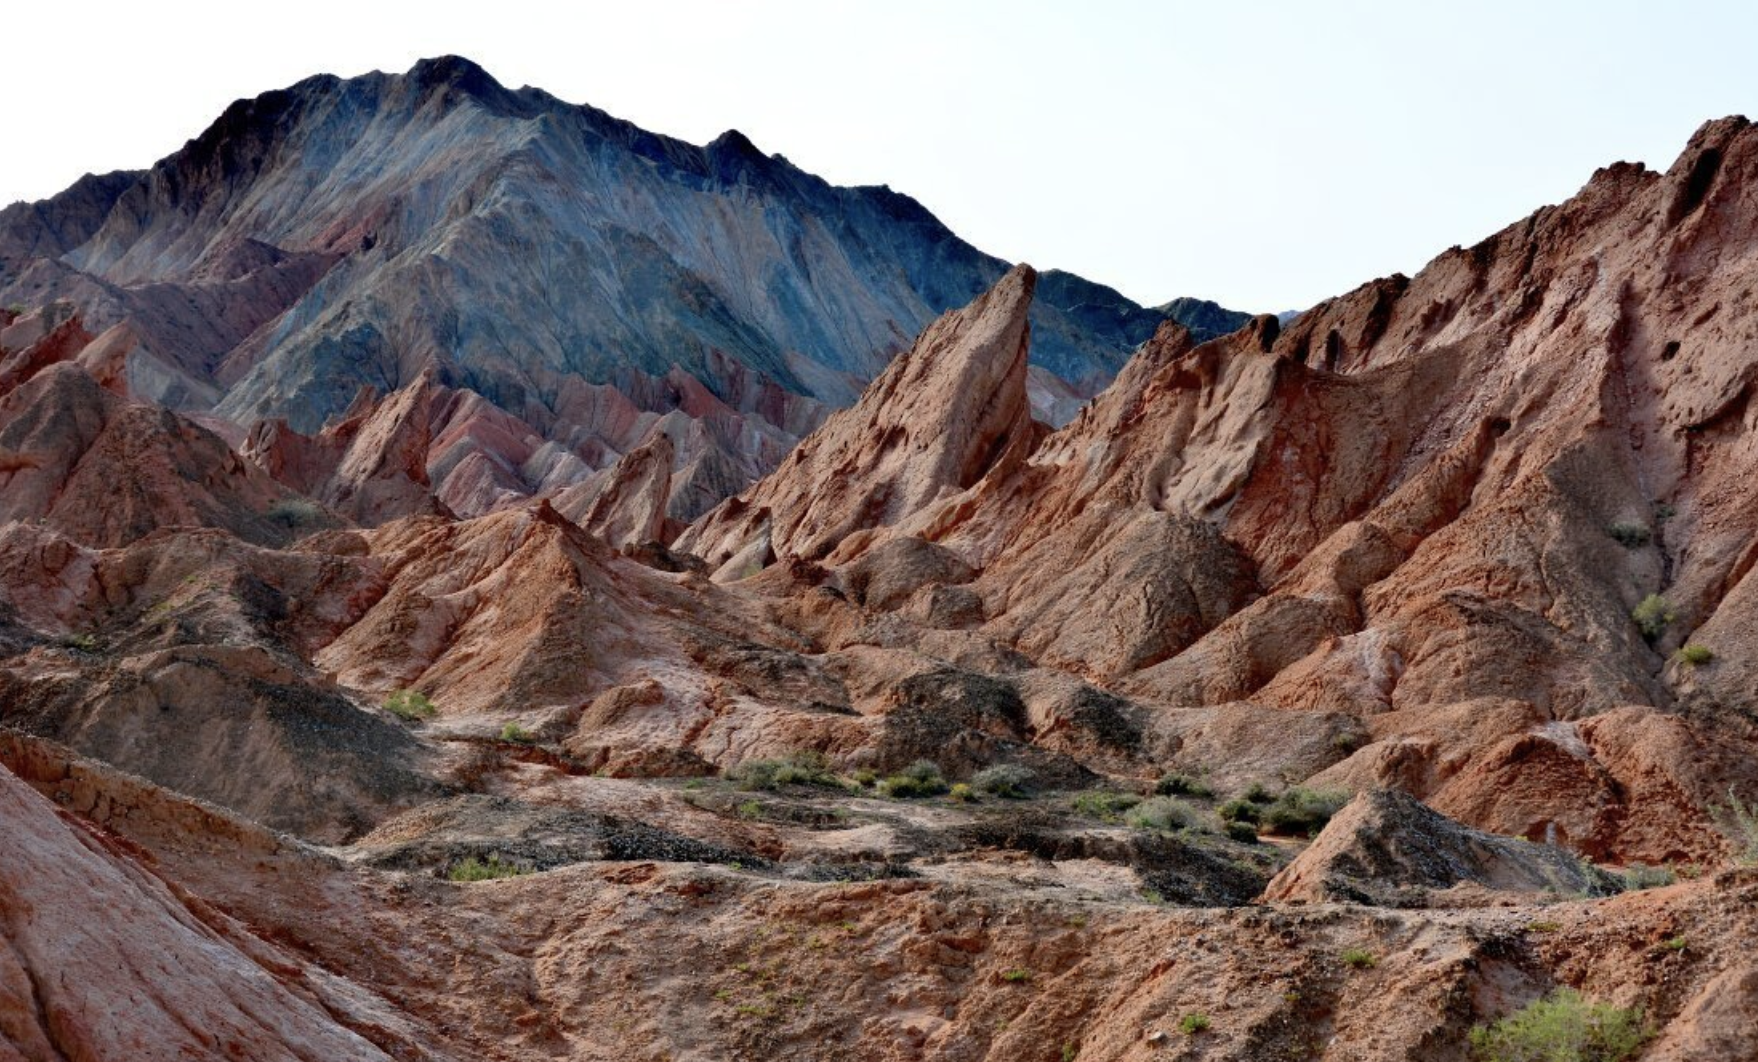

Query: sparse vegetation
[[1467, 988, 1649, 1062], [1607, 522, 1651, 548], [971, 763, 1034, 798], [1340, 948, 1377, 970], [1179, 1012, 1211, 1035], [730, 751, 840, 791], [1659, 936, 1687, 952], [1154, 772, 1214, 798], [1632, 593, 1675, 641], [1000, 967, 1033, 983], [1125, 796, 1203, 832], [1677, 643, 1714, 666], [447, 855, 528, 881], [1259, 787, 1348, 837], [59, 632, 100, 652], [266, 497, 323, 529], [1619, 864, 1676, 890], [878, 760, 948, 798], [1242, 781, 1274, 804], [852, 768, 878, 787], [384, 689, 437, 720], [499, 722, 535, 743], [1526, 920, 1563, 934], [948, 782, 976, 802], [1070, 790, 1142, 821], [735, 800, 764, 821]]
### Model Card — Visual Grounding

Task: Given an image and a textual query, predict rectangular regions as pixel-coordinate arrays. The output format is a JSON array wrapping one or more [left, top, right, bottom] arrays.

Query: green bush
[[1070, 790, 1142, 821], [1260, 788, 1348, 837], [1468, 988, 1649, 1062], [1607, 523, 1651, 548], [59, 632, 101, 652], [384, 689, 437, 720], [1632, 594, 1675, 641], [1125, 796, 1202, 832], [1242, 781, 1274, 804], [948, 782, 976, 802], [879, 760, 948, 798], [1619, 864, 1675, 890], [1340, 948, 1377, 970], [1154, 772, 1214, 798], [1179, 1012, 1211, 1035], [1000, 968, 1032, 983], [730, 751, 840, 791], [1217, 798, 1262, 825], [448, 855, 528, 882], [1225, 820, 1260, 844], [971, 764, 1034, 798], [1677, 643, 1714, 666], [499, 722, 535, 744]]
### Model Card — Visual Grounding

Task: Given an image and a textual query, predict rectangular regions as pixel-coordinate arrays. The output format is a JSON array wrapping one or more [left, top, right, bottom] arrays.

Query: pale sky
[[4, 1, 1754, 311]]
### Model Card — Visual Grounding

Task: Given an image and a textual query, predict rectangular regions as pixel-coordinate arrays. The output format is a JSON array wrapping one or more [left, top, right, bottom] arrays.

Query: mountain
[[0, 56, 1244, 523], [9, 59, 1758, 1059]]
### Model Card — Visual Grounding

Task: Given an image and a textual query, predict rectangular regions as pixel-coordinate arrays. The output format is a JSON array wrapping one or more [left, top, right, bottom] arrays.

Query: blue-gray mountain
[[0, 55, 1246, 517]]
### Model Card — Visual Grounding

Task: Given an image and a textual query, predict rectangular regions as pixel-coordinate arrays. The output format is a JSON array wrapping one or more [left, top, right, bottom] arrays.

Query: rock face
[[1263, 788, 1618, 906], [677, 264, 1041, 571], [0, 756, 400, 1061]]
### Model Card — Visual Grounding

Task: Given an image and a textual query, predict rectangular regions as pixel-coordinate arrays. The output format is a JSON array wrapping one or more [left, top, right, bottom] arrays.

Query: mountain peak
[[405, 54, 503, 94]]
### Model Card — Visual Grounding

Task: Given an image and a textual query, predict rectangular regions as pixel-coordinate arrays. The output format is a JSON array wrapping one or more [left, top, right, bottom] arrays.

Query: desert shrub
[[1619, 864, 1675, 890], [852, 768, 878, 787], [1242, 781, 1274, 804], [1126, 796, 1202, 832], [1677, 643, 1714, 666], [1260, 788, 1348, 837], [730, 751, 839, 791], [1715, 787, 1758, 864], [59, 632, 101, 652], [1179, 1013, 1211, 1035], [1632, 594, 1674, 641], [1070, 790, 1142, 821], [972, 764, 1034, 798], [948, 782, 976, 802], [1340, 948, 1377, 970], [879, 760, 948, 798], [499, 722, 535, 744], [1607, 522, 1651, 548], [1000, 968, 1032, 983], [266, 498, 323, 529], [384, 689, 437, 720], [735, 800, 764, 820], [1154, 772, 1214, 798], [1217, 798, 1262, 825], [448, 856, 527, 882], [1224, 820, 1260, 843], [1467, 988, 1648, 1062]]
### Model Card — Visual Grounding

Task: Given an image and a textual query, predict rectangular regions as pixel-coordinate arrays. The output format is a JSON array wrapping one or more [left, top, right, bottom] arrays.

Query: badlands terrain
[[4, 58, 1758, 1061]]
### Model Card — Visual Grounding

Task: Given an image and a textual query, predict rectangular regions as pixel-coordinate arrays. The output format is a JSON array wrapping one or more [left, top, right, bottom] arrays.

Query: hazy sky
[[4, 1, 1754, 311]]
